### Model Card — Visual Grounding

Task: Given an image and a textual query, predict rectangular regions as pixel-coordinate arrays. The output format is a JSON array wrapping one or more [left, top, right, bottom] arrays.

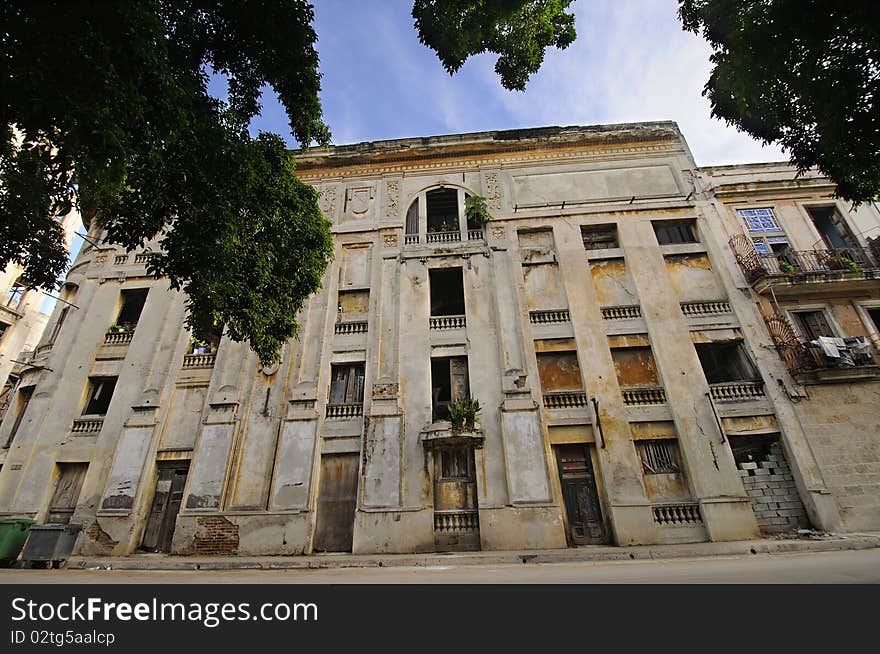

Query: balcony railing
[[104, 329, 134, 345], [601, 305, 641, 320], [680, 301, 731, 316], [429, 315, 466, 330], [426, 230, 461, 244], [529, 309, 571, 324], [434, 510, 479, 533], [71, 417, 104, 434], [709, 380, 765, 402], [114, 255, 128, 265], [729, 235, 879, 285], [543, 391, 588, 409], [622, 387, 667, 405], [762, 312, 877, 377], [467, 229, 484, 241], [335, 321, 368, 335], [404, 234, 420, 245], [652, 503, 702, 526], [182, 353, 217, 368], [325, 403, 363, 419]]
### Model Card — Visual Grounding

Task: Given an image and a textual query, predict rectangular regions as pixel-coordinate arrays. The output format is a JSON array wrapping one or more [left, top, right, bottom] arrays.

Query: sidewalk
[[66, 531, 880, 571]]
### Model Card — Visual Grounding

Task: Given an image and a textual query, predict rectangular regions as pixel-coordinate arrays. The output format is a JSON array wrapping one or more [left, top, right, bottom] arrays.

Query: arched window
[[404, 185, 482, 245]]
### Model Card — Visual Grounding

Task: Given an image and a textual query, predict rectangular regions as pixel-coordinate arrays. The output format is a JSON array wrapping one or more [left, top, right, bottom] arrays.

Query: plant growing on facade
[[449, 396, 481, 432], [465, 195, 493, 227]]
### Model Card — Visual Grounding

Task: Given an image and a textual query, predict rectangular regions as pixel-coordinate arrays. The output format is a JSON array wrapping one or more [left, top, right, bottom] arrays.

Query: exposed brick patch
[[736, 441, 809, 534], [86, 520, 119, 554], [193, 516, 239, 555]]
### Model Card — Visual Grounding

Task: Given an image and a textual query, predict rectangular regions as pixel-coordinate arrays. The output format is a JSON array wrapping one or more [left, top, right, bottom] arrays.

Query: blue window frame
[[738, 208, 780, 233]]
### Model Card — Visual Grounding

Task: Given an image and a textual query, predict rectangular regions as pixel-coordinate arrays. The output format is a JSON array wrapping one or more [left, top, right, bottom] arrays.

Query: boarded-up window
[[536, 351, 583, 392], [610, 346, 659, 388], [518, 228, 556, 264], [582, 224, 618, 250], [83, 377, 117, 416], [329, 364, 365, 405], [338, 289, 370, 317], [522, 263, 567, 310], [589, 258, 637, 306], [664, 253, 724, 303], [47, 463, 88, 524], [339, 245, 371, 288]]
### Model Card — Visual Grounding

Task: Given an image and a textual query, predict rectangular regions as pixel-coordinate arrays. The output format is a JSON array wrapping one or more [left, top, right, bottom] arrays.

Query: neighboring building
[[0, 123, 877, 557], [0, 210, 80, 426]]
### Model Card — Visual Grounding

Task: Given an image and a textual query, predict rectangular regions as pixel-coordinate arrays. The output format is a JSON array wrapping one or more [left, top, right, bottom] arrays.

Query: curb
[[64, 534, 880, 572]]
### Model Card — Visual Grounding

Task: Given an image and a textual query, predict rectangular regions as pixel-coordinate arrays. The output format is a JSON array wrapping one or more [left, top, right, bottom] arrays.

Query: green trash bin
[[0, 518, 36, 567]]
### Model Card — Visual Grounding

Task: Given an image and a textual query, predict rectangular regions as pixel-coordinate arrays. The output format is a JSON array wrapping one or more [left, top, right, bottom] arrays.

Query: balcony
[[529, 309, 571, 325], [543, 390, 588, 409], [182, 353, 217, 368], [709, 380, 765, 402], [103, 329, 134, 345], [763, 313, 879, 383], [325, 403, 363, 419], [729, 235, 880, 295], [601, 305, 641, 320], [335, 320, 368, 335], [71, 417, 104, 434], [622, 387, 667, 406], [426, 230, 461, 244], [680, 301, 731, 317], [429, 315, 466, 330], [652, 503, 702, 526]]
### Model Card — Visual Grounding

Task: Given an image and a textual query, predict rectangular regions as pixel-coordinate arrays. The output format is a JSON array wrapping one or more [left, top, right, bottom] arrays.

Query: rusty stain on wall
[[664, 253, 723, 302], [536, 351, 583, 391], [611, 346, 659, 387], [589, 258, 638, 306]]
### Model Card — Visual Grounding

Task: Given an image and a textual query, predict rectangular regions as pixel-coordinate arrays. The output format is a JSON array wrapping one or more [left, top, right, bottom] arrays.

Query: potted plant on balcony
[[821, 251, 860, 272], [189, 337, 211, 355], [449, 396, 481, 433], [465, 195, 492, 227], [778, 260, 796, 274]]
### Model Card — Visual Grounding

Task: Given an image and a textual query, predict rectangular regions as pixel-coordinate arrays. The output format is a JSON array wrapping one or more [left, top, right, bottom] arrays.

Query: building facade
[[0, 123, 877, 557]]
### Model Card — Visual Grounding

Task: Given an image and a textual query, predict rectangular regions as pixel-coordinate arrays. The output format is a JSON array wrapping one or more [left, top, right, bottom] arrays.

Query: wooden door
[[47, 463, 87, 524], [142, 463, 188, 552], [313, 454, 359, 552], [554, 444, 607, 545]]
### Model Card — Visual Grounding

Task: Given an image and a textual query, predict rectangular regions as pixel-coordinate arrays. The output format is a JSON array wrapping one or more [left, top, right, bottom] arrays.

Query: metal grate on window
[[638, 440, 680, 474]]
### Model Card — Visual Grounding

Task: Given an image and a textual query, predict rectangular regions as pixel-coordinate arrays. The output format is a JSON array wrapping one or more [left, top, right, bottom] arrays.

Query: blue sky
[[247, 0, 786, 166]]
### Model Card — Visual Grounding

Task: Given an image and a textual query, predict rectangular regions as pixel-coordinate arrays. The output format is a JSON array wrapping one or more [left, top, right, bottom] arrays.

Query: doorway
[[554, 444, 607, 545], [47, 463, 88, 524], [432, 444, 480, 551], [313, 453, 359, 552], [141, 462, 189, 553]]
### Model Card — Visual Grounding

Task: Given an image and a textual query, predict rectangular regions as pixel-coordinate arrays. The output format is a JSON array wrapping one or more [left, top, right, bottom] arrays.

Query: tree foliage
[[679, 1, 880, 204], [1, 0, 330, 365], [413, 0, 576, 91], [0, 1, 575, 366]]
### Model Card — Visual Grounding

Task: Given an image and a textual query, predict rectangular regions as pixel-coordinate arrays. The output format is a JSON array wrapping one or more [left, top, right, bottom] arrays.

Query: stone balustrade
[[543, 391, 588, 409], [335, 321, 369, 335], [680, 300, 732, 316], [529, 309, 571, 324], [601, 305, 641, 320], [71, 417, 104, 434], [652, 503, 703, 525], [104, 330, 134, 345], [429, 315, 466, 330], [622, 387, 667, 405], [467, 229, 484, 241], [433, 510, 479, 533], [182, 353, 217, 369], [114, 255, 128, 265], [426, 231, 461, 243], [709, 380, 765, 401], [325, 403, 363, 419]]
